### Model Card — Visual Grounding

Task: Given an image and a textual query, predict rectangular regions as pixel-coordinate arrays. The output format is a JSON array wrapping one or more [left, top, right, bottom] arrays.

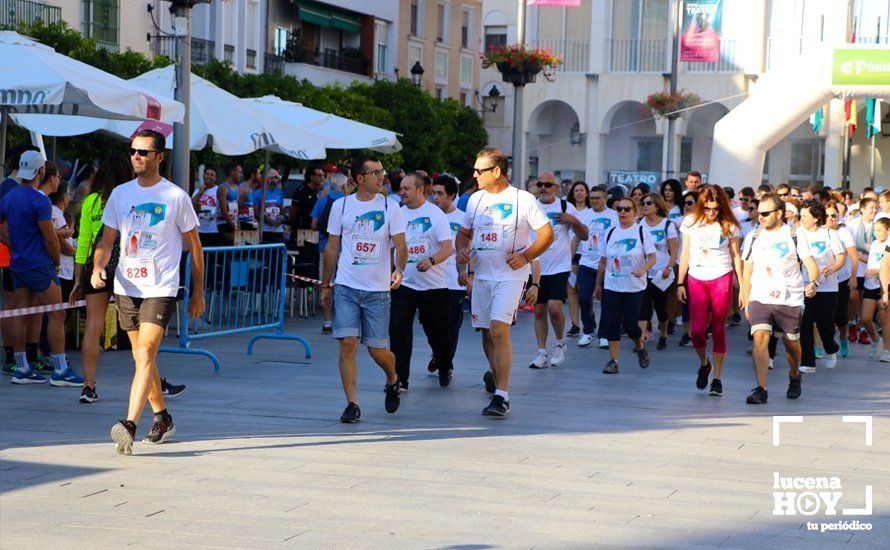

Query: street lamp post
[[511, 0, 527, 187]]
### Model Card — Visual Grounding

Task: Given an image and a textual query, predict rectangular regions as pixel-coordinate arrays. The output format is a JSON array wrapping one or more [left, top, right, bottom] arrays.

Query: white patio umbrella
[[246, 95, 403, 154], [0, 31, 184, 172], [10, 65, 327, 159]]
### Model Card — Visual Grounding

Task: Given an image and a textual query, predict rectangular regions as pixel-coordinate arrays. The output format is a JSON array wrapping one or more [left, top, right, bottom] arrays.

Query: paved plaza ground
[[1, 307, 888, 549]]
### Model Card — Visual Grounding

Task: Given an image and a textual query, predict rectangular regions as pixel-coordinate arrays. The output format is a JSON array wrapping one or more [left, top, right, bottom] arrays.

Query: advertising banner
[[680, 0, 722, 63], [832, 48, 890, 86]]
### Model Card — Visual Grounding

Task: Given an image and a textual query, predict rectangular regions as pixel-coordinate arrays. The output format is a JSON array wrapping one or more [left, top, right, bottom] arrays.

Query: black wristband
[[529, 282, 540, 288]]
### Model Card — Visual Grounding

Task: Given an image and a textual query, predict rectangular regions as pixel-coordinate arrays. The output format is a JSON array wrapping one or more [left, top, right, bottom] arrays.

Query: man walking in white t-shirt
[[92, 130, 205, 454], [741, 194, 819, 405], [528, 172, 587, 369], [320, 156, 407, 423], [389, 173, 454, 389], [574, 185, 618, 349], [456, 148, 553, 417]]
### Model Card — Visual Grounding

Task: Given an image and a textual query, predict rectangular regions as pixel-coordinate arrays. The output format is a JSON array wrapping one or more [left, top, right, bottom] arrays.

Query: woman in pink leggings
[[676, 185, 742, 397]]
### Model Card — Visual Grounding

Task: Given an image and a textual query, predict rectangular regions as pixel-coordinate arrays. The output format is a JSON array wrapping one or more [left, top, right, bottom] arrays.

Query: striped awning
[[296, 1, 361, 34]]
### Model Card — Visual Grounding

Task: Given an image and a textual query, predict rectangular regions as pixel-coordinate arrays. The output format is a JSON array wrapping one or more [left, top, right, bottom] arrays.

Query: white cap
[[18, 150, 46, 180]]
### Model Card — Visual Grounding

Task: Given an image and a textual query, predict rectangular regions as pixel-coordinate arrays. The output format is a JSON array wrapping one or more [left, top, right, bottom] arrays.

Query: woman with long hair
[[661, 179, 683, 223], [594, 197, 656, 373], [639, 193, 679, 350], [825, 201, 858, 357], [673, 190, 699, 346], [797, 200, 846, 374], [630, 184, 648, 210], [565, 180, 591, 337], [677, 185, 742, 396]]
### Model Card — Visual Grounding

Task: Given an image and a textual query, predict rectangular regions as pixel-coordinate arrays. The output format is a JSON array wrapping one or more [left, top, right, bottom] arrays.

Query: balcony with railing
[[683, 39, 749, 72], [0, 0, 62, 30], [152, 35, 215, 64], [608, 38, 668, 73], [529, 39, 589, 73], [288, 46, 369, 76], [264, 52, 285, 74]]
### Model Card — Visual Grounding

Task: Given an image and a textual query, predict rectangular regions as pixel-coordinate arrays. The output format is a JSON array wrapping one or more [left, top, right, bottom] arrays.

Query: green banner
[[832, 48, 890, 85]]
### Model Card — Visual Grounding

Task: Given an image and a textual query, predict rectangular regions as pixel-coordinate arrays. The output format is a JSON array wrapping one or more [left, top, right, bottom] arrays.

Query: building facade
[[482, 0, 890, 191]]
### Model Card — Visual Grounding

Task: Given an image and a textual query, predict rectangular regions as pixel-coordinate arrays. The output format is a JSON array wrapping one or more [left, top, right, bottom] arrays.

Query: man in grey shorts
[[740, 193, 819, 405]]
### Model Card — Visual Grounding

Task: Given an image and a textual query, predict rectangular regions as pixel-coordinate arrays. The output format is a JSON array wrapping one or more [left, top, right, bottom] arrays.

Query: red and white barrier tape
[[0, 300, 86, 319], [286, 273, 324, 285]]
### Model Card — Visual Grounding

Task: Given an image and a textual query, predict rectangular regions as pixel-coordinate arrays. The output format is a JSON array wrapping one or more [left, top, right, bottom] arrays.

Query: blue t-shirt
[[0, 177, 18, 202], [251, 187, 285, 232], [456, 191, 471, 212], [311, 191, 344, 251], [0, 185, 53, 271]]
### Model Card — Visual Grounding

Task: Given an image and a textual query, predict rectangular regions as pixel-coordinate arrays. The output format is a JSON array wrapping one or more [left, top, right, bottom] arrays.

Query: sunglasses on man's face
[[536, 181, 556, 189], [758, 209, 779, 217], [615, 206, 634, 213], [778, 192, 789, 197], [129, 148, 157, 158]]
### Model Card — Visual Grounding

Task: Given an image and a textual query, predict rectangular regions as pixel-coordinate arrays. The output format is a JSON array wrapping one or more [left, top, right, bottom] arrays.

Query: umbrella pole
[[0, 106, 8, 179], [259, 149, 269, 244]]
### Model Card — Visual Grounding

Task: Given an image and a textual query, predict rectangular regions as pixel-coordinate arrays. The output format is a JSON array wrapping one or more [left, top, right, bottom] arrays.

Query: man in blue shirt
[[252, 169, 286, 244], [0, 151, 83, 387]]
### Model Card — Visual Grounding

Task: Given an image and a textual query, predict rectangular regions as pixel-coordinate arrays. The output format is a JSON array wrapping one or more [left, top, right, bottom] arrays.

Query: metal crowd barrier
[[159, 244, 311, 372]]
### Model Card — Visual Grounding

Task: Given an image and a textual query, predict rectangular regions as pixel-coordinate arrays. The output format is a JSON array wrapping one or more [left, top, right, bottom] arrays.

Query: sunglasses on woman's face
[[615, 206, 634, 213], [827, 213, 839, 218], [685, 201, 695, 206], [641, 200, 654, 207]]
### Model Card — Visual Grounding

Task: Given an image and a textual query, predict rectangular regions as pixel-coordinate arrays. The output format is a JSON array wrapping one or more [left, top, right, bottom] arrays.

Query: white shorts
[[470, 278, 525, 329]]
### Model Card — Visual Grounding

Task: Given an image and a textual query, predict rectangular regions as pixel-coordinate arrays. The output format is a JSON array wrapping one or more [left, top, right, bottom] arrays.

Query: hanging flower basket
[[646, 90, 701, 119], [482, 44, 562, 85]]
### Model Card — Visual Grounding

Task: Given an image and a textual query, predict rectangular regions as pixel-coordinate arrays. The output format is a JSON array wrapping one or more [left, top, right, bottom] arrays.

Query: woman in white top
[[660, 179, 683, 223], [594, 197, 657, 374], [638, 193, 678, 351], [860, 217, 890, 361], [676, 185, 742, 396], [566, 181, 592, 338], [797, 201, 846, 373], [825, 200, 859, 358]]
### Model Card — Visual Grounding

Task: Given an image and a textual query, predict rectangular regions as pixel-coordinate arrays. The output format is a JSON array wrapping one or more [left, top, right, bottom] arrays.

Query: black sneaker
[[709, 379, 723, 397], [637, 346, 650, 369], [566, 325, 581, 338], [79, 385, 99, 404], [482, 394, 510, 416], [438, 367, 453, 388], [110, 420, 136, 455], [427, 356, 437, 374], [746, 386, 769, 405], [482, 370, 496, 393], [322, 323, 333, 334], [667, 323, 676, 335], [603, 359, 619, 374], [142, 413, 176, 444], [696, 362, 712, 390], [656, 336, 667, 350], [384, 381, 401, 413], [161, 378, 186, 398], [340, 402, 361, 423], [679, 333, 693, 347], [786, 375, 802, 400], [729, 313, 742, 327]]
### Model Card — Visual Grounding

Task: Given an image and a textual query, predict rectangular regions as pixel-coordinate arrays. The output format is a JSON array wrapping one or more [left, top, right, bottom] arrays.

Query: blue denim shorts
[[333, 285, 391, 349], [11, 264, 60, 293]]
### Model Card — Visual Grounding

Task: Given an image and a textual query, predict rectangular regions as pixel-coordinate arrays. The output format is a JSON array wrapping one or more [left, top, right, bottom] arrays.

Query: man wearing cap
[[0, 151, 83, 386]]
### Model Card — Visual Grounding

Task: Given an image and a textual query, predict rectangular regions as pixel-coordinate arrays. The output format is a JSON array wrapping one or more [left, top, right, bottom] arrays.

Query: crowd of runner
[[2, 138, 888, 454]]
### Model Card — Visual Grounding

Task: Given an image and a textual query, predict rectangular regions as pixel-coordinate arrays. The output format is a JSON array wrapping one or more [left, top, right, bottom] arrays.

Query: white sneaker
[[578, 334, 594, 347], [768, 358, 774, 370], [880, 350, 890, 363], [598, 338, 609, 349], [799, 366, 816, 374], [549, 344, 566, 367], [824, 353, 837, 369], [529, 350, 549, 369], [868, 338, 882, 359]]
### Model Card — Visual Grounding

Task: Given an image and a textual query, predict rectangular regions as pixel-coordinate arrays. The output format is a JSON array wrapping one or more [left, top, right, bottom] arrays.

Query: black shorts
[[572, 253, 581, 266], [748, 301, 802, 340], [115, 294, 176, 332], [857, 276, 865, 291], [861, 286, 882, 301], [536, 271, 570, 304], [83, 270, 112, 296], [1, 268, 12, 293]]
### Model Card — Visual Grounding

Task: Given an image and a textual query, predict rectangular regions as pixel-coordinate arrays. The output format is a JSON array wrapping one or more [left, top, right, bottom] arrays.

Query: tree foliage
[[6, 21, 488, 182]]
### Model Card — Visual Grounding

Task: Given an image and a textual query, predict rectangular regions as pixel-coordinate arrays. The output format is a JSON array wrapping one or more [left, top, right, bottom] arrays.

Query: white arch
[[483, 9, 508, 26], [709, 46, 890, 188]]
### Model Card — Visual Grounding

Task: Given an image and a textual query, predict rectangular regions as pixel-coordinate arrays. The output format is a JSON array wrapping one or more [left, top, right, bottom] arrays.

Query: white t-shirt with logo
[[744, 225, 811, 307], [642, 217, 678, 280], [668, 205, 682, 224], [444, 208, 464, 291], [598, 223, 657, 293], [462, 186, 549, 282], [836, 226, 856, 282], [400, 201, 452, 291], [536, 198, 580, 276], [51, 205, 75, 280], [848, 219, 874, 277], [579, 208, 619, 270], [328, 194, 406, 293], [192, 185, 219, 234], [102, 178, 199, 298], [863, 238, 887, 290], [681, 220, 739, 281], [799, 227, 845, 292]]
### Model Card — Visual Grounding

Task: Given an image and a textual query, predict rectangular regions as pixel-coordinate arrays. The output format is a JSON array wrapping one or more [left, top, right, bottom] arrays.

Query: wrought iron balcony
[[0, 0, 62, 30], [152, 35, 215, 65]]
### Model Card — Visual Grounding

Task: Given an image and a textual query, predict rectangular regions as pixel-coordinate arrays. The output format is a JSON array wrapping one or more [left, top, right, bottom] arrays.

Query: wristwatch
[[529, 282, 540, 288], [429, 256, 437, 266]]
